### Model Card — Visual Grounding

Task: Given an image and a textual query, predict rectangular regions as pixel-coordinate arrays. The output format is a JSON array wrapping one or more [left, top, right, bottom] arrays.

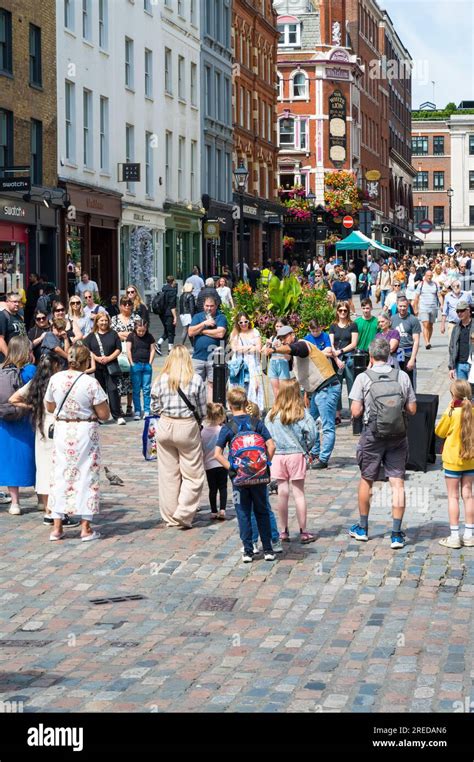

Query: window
[[145, 131, 153, 196], [178, 55, 185, 100], [205, 65, 211, 115], [433, 206, 444, 225], [125, 37, 134, 88], [413, 206, 428, 225], [279, 117, 295, 147], [411, 136, 428, 155], [299, 118, 307, 149], [216, 148, 222, 199], [99, 0, 108, 48], [98, 95, 109, 172], [65, 81, 75, 160], [64, 0, 74, 31], [144, 0, 152, 11], [30, 119, 42, 185], [82, 0, 91, 41], [191, 62, 197, 106], [414, 171, 428, 191], [29, 25, 42, 86], [178, 136, 185, 199], [239, 85, 244, 126], [178, 0, 184, 16], [470, 206, 474, 226], [165, 131, 172, 195], [433, 136, 444, 155], [0, 8, 12, 74], [469, 135, 474, 155], [145, 49, 153, 97], [277, 73, 283, 99], [267, 104, 272, 142], [470, 171, 474, 190], [83, 88, 92, 167], [205, 0, 211, 35], [215, 0, 222, 41], [278, 23, 300, 46], [224, 77, 230, 123], [292, 72, 307, 98], [191, 0, 197, 25], [215, 71, 221, 120], [125, 123, 134, 191], [225, 153, 231, 202], [0, 108, 13, 171], [206, 145, 212, 195], [433, 171, 444, 190], [246, 90, 251, 131], [223, 3, 229, 46], [190, 140, 196, 199], [165, 48, 172, 95]]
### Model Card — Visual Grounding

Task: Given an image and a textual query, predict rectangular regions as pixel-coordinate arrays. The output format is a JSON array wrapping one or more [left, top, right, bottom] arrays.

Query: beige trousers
[[156, 416, 205, 528]]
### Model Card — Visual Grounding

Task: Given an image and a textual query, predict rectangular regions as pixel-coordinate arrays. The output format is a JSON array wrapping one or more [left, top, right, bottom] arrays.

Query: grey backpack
[[0, 366, 26, 421], [365, 368, 407, 438]]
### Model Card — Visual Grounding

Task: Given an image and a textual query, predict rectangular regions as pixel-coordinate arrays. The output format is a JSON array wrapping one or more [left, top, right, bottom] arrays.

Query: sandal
[[217, 511, 226, 521], [210, 513, 219, 520], [279, 529, 290, 542], [300, 531, 316, 545], [49, 532, 65, 541], [81, 531, 101, 542]]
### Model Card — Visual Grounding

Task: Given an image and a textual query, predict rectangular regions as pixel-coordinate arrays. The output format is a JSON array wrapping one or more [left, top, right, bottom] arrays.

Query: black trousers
[[160, 315, 176, 345], [95, 368, 123, 420], [398, 358, 415, 387], [205, 467, 228, 513]]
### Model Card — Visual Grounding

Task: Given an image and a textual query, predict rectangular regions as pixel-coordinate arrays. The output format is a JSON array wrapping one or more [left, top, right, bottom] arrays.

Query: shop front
[[120, 204, 168, 297], [233, 194, 283, 268], [163, 203, 202, 284], [59, 182, 122, 301], [0, 195, 58, 297], [203, 201, 233, 276]]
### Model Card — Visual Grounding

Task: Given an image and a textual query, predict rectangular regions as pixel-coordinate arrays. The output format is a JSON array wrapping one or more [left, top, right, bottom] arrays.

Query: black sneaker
[[311, 459, 328, 469], [43, 514, 81, 528], [43, 516, 54, 526], [155, 343, 163, 356]]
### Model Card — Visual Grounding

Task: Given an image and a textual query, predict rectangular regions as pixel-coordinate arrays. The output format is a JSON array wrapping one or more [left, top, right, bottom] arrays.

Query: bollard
[[212, 345, 227, 406], [352, 349, 369, 436]]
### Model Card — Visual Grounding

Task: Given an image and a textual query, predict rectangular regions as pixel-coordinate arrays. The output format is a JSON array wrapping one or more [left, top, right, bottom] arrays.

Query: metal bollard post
[[212, 344, 227, 406], [352, 349, 369, 436]]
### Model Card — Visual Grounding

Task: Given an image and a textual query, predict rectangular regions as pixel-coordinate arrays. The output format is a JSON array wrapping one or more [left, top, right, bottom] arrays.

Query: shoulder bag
[[177, 386, 203, 429], [48, 372, 85, 439], [95, 333, 122, 377]]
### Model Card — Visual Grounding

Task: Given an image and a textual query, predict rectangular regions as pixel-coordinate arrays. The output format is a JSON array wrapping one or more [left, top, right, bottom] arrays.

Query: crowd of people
[[1, 247, 474, 559]]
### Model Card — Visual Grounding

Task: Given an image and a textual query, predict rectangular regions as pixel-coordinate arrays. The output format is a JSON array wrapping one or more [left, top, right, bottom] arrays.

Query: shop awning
[[335, 230, 397, 253]]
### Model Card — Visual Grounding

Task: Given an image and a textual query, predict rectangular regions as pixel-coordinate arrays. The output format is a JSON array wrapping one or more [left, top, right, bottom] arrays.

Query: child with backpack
[[265, 379, 317, 544], [435, 379, 474, 549], [215, 387, 276, 563], [201, 402, 228, 520]]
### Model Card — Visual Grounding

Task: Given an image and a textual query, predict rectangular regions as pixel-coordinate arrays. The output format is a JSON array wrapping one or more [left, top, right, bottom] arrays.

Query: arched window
[[279, 117, 295, 147], [292, 71, 307, 98]]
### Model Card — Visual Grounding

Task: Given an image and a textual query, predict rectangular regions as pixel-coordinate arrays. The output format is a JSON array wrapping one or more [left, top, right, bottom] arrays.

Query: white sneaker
[[264, 551, 276, 561], [133, 413, 141, 421], [8, 504, 21, 515], [117, 417, 126, 425], [253, 542, 260, 554], [0, 491, 12, 504], [242, 552, 253, 563], [272, 539, 284, 553]]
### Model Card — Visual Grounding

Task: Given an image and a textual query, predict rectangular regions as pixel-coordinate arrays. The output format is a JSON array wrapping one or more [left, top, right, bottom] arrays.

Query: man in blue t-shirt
[[331, 271, 353, 310], [188, 295, 227, 401]]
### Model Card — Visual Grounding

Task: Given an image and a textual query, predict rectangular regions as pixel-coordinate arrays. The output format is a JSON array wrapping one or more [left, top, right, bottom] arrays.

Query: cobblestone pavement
[[0, 319, 473, 714]]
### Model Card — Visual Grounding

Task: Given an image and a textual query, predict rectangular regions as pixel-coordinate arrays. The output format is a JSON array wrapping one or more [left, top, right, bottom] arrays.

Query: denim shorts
[[444, 468, 474, 478], [268, 356, 291, 380]]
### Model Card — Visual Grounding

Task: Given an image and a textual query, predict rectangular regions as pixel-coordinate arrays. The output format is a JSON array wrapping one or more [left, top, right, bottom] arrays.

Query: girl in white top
[[216, 277, 234, 309]]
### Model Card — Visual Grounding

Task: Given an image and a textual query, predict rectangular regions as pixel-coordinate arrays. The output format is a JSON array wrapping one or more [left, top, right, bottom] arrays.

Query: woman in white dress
[[216, 277, 234, 309], [229, 312, 264, 410], [44, 344, 110, 542]]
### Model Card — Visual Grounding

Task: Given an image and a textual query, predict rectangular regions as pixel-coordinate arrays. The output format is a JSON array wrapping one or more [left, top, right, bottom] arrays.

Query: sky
[[382, 0, 474, 109]]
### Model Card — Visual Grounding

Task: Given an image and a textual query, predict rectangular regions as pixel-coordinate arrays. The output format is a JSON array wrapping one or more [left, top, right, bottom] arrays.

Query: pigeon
[[104, 466, 125, 486], [269, 480, 278, 495]]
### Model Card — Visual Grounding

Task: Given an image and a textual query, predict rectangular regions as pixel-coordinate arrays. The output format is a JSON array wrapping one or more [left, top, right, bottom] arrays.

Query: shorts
[[193, 358, 214, 383], [271, 453, 307, 481], [444, 468, 474, 478], [356, 429, 408, 481], [418, 309, 437, 323], [268, 356, 291, 380]]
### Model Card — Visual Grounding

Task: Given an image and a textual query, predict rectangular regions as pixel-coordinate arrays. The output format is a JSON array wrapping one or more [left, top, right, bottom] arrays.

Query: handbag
[[95, 333, 122, 377], [118, 341, 131, 372], [142, 414, 159, 460], [177, 386, 203, 429], [48, 372, 85, 439], [229, 337, 246, 383]]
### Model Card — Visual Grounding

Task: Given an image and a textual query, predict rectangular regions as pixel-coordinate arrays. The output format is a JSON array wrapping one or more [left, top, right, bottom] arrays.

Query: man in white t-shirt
[[76, 273, 100, 301]]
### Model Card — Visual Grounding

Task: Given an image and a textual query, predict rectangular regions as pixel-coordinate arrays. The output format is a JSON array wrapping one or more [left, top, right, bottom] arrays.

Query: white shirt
[[347, 272, 357, 294], [185, 274, 205, 299], [216, 286, 233, 307]]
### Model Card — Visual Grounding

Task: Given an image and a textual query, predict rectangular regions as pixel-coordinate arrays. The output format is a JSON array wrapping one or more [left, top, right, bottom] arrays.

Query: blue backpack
[[228, 416, 270, 487]]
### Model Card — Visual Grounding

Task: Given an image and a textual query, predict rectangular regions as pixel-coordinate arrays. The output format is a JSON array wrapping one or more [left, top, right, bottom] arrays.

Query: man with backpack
[[0, 292, 26, 363], [154, 276, 177, 356], [349, 337, 417, 549]]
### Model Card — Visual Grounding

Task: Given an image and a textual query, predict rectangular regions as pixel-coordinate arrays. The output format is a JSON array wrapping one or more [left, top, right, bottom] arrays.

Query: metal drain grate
[[108, 641, 140, 647], [89, 594, 146, 605], [179, 631, 211, 637], [196, 596, 237, 612], [0, 640, 53, 647]]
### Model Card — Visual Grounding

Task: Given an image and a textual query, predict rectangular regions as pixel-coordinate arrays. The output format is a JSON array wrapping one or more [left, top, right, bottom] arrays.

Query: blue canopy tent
[[335, 230, 397, 254]]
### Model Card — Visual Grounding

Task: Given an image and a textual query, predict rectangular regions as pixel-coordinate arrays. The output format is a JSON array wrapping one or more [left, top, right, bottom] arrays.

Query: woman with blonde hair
[[265, 379, 317, 544], [229, 312, 264, 409], [435, 379, 474, 549], [68, 295, 91, 338], [125, 284, 149, 323], [151, 344, 206, 528], [84, 312, 125, 424], [329, 300, 358, 425], [0, 336, 36, 515], [45, 344, 110, 541]]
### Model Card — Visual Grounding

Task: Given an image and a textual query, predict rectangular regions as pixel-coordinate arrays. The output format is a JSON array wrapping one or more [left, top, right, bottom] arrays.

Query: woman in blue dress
[[0, 336, 36, 515]]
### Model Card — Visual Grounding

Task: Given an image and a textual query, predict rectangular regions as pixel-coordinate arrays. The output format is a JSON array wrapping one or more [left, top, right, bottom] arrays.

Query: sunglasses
[[54, 308, 65, 313], [239, 321, 249, 325], [70, 301, 81, 305], [36, 316, 47, 321], [393, 285, 401, 288], [456, 309, 468, 313], [126, 290, 136, 294], [85, 295, 94, 299], [337, 309, 348, 313], [122, 301, 133, 307]]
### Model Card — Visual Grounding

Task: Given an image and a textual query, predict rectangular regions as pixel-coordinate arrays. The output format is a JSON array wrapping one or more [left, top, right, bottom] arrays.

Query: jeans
[[130, 362, 153, 413], [381, 289, 390, 308], [455, 362, 471, 380], [309, 382, 340, 463], [337, 355, 354, 411], [233, 484, 272, 554], [251, 489, 280, 543]]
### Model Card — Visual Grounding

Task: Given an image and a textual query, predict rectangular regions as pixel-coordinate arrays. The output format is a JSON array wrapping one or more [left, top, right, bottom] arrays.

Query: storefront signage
[[86, 198, 104, 210], [204, 222, 220, 239], [329, 49, 350, 63], [328, 89, 347, 166], [326, 67, 350, 80], [2, 204, 26, 217], [133, 213, 151, 222], [0, 177, 31, 193], [120, 163, 141, 183], [243, 205, 258, 216]]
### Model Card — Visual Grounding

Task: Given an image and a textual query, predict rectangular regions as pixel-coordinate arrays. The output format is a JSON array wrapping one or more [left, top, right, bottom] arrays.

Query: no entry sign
[[342, 215, 354, 228]]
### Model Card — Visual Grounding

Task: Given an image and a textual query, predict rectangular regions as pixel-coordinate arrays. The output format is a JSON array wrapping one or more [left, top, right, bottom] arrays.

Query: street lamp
[[233, 161, 249, 281], [306, 191, 316, 261], [447, 186, 454, 248], [439, 221, 446, 254]]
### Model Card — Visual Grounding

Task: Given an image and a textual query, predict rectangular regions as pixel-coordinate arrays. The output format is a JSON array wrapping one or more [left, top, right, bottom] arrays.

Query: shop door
[[91, 227, 114, 301]]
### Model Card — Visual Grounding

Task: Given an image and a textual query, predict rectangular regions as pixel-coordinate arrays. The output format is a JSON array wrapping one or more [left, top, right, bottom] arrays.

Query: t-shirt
[[416, 280, 439, 311], [84, 329, 121, 358], [303, 331, 331, 351], [40, 331, 68, 368], [191, 310, 227, 362], [185, 274, 205, 299], [391, 314, 421, 351], [355, 316, 378, 351], [216, 414, 272, 451], [329, 321, 358, 351], [76, 280, 99, 298], [126, 331, 155, 364], [349, 363, 416, 424], [457, 323, 471, 364], [331, 281, 352, 301], [0, 310, 26, 344], [201, 424, 223, 470]]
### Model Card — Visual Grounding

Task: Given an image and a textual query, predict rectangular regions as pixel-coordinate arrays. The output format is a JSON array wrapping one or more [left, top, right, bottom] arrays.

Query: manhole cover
[[89, 595, 146, 605], [196, 597, 237, 612]]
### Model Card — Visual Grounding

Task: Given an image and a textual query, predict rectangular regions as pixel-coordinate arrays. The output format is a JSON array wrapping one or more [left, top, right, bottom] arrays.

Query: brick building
[[0, 0, 61, 296], [232, 0, 282, 267]]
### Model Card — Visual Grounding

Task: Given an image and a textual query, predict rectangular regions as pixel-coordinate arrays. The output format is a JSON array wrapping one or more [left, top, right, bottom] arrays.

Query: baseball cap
[[456, 300, 469, 311], [277, 325, 295, 338]]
